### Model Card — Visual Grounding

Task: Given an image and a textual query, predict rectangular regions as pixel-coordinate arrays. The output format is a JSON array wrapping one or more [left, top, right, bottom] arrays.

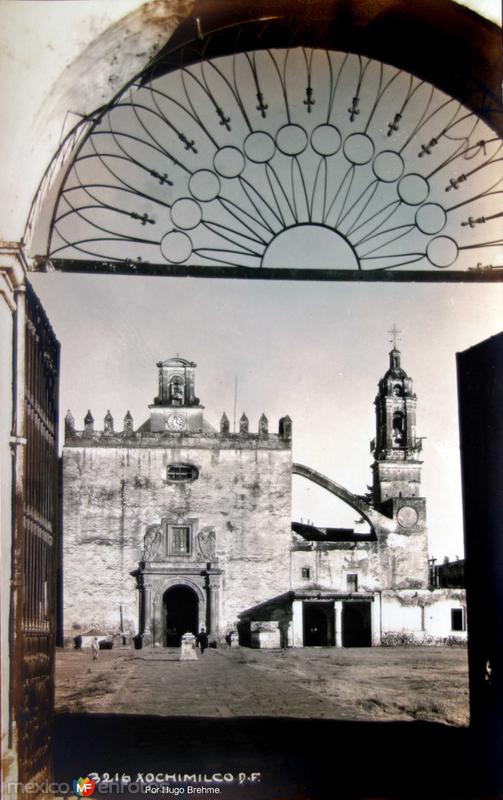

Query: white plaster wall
[[423, 596, 467, 638], [381, 590, 467, 640], [382, 599, 423, 632]]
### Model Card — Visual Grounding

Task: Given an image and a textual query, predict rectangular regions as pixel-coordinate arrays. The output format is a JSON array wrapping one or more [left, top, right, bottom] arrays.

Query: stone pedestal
[[179, 632, 198, 661]]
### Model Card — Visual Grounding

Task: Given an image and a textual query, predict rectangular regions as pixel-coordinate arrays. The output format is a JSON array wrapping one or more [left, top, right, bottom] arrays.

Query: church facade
[[63, 357, 293, 646], [62, 351, 466, 648]]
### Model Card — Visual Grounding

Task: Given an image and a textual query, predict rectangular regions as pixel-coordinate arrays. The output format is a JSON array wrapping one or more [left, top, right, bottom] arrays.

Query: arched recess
[[25, 0, 503, 281], [152, 576, 206, 646], [153, 575, 205, 606], [292, 462, 396, 532]]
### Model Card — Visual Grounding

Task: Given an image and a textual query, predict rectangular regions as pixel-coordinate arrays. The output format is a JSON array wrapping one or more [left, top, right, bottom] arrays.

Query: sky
[[30, 272, 503, 561]]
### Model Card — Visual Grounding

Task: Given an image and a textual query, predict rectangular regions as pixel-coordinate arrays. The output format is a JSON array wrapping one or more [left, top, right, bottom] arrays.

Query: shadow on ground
[[54, 713, 485, 799]]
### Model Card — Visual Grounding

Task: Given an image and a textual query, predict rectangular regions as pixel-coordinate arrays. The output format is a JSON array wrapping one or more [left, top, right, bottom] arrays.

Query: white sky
[[30, 272, 503, 561]]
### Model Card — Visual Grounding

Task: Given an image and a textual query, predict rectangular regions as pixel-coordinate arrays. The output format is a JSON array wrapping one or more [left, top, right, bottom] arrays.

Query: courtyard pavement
[[53, 645, 480, 799]]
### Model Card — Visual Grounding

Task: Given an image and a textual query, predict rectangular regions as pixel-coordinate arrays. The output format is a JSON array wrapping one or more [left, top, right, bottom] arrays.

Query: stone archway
[[151, 577, 207, 647], [163, 584, 199, 646]]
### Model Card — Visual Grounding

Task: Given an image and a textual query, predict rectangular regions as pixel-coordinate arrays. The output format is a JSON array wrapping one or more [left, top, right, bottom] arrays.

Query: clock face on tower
[[166, 413, 186, 432], [397, 505, 418, 529]]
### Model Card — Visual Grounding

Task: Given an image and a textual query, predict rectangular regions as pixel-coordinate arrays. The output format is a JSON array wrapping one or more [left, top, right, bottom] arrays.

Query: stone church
[[62, 350, 465, 648]]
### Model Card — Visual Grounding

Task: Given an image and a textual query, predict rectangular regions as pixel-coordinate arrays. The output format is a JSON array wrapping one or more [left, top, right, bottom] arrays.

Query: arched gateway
[[163, 585, 199, 646]]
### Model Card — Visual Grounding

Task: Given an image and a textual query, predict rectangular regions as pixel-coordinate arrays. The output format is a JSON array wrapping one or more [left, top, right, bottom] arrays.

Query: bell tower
[[149, 357, 204, 433], [371, 328, 426, 530], [370, 328, 428, 587]]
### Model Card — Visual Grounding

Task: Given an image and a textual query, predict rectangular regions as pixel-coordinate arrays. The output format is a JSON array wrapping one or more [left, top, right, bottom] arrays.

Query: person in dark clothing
[[196, 628, 209, 654]]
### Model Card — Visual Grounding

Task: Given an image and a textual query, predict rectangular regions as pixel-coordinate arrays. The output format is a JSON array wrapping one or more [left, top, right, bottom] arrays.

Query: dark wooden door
[[342, 601, 372, 647]]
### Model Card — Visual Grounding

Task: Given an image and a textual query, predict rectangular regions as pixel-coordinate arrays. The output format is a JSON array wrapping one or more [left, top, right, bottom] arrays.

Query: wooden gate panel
[[13, 284, 60, 791]]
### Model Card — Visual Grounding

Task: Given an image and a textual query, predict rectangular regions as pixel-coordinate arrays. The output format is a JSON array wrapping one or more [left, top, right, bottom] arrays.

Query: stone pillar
[[334, 600, 343, 647], [371, 594, 381, 646], [207, 581, 220, 635], [152, 601, 162, 647], [291, 599, 303, 647], [143, 586, 152, 637]]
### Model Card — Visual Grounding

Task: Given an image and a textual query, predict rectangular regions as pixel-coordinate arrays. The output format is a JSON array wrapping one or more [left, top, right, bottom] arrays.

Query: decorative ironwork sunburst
[[44, 47, 503, 278]]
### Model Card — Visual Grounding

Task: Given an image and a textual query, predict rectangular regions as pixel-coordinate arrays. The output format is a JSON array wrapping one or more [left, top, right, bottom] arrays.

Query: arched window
[[392, 412, 405, 444], [169, 376, 185, 405]]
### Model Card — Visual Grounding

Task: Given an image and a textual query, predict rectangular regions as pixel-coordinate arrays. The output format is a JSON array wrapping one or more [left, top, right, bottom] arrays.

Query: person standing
[[91, 637, 100, 660], [196, 628, 209, 654]]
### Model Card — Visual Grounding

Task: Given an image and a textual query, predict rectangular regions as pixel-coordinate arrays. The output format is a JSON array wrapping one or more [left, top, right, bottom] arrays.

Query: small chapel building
[[62, 351, 465, 648]]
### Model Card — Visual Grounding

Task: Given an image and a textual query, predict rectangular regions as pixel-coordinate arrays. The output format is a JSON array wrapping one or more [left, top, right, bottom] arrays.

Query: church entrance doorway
[[303, 602, 335, 646], [342, 601, 372, 647], [163, 585, 199, 646]]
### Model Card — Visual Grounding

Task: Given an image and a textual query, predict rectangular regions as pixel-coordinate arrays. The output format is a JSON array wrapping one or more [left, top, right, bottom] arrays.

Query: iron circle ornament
[[343, 133, 375, 165], [310, 124, 342, 157], [244, 131, 276, 163], [415, 204, 447, 235], [397, 174, 430, 206], [161, 231, 193, 264], [213, 146, 246, 179], [170, 198, 202, 230], [189, 170, 221, 202], [276, 124, 309, 156], [372, 151, 405, 183], [42, 41, 503, 278], [426, 236, 459, 268]]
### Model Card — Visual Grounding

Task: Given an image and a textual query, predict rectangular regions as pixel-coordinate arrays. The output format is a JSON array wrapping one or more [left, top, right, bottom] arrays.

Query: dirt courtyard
[[53, 645, 475, 799], [56, 644, 468, 725]]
